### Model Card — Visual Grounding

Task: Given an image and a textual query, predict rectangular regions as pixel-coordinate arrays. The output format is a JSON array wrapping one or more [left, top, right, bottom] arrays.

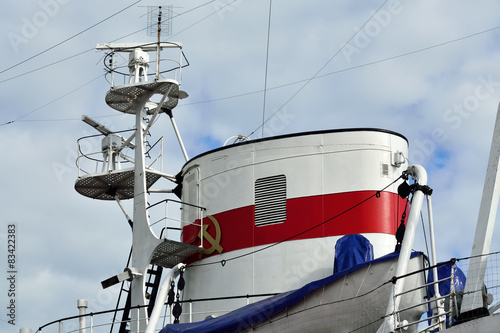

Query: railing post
[[450, 260, 457, 324], [59, 321, 63, 333], [427, 195, 446, 330], [200, 212, 204, 250], [110, 52, 115, 87], [77, 299, 88, 333], [189, 300, 192, 323], [136, 307, 140, 332], [165, 201, 168, 240]]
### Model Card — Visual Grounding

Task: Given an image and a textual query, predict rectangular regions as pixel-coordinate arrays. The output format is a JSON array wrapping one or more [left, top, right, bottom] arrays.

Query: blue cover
[[333, 234, 374, 273], [426, 262, 466, 327], [426, 262, 466, 298], [160, 251, 422, 333]]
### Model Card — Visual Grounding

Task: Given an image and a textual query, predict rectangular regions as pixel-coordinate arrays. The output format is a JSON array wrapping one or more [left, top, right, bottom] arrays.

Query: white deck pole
[[461, 103, 500, 314], [377, 165, 427, 332], [77, 299, 87, 333]]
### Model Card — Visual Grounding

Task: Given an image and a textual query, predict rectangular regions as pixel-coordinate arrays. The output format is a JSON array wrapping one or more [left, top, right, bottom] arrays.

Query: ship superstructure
[[31, 22, 500, 333], [178, 128, 410, 322]]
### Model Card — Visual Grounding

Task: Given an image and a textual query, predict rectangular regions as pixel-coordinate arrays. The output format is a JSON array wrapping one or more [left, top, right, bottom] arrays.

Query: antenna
[[143, 5, 175, 80], [147, 5, 173, 38]]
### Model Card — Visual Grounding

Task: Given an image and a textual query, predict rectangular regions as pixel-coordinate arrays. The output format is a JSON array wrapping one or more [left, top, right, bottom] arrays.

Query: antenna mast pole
[[156, 6, 162, 80]]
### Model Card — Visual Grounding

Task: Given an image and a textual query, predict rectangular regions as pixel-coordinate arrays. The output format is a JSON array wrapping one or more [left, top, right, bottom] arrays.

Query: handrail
[[101, 45, 189, 88], [386, 260, 458, 332], [37, 292, 280, 333], [146, 199, 206, 247], [147, 198, 206, 211], [37, 251, 500, 333], [36, 304, 149, 332]]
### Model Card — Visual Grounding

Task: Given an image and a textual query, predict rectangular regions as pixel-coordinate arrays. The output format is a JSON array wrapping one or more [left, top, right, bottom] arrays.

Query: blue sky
[[2, 0, 500, 331]]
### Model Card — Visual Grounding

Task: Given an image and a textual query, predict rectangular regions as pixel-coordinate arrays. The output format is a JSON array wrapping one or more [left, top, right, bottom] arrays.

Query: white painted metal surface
[[461, 103, 500, 313], [244, 253, 427, 333], [182, 130, 408, 224], [180, 129, 410, 322], [180, 234, 398, 323], [377, 165, 428, 332], [446, 313, 500, 332]]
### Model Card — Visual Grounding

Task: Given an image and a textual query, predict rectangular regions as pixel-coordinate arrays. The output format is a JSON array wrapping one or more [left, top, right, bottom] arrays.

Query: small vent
[[381, 163, 389, 177], [255, 175, 287, 226]]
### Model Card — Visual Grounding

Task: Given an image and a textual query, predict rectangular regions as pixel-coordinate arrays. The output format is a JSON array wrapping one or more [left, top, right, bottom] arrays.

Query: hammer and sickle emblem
[[198, 215, 223, 258]]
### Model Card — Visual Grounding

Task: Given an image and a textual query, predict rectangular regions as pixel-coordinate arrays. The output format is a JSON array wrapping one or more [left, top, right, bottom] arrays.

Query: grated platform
[[150, 239, 200, 268], [74, 168, 162, 200], [105, 79, 181, 114]]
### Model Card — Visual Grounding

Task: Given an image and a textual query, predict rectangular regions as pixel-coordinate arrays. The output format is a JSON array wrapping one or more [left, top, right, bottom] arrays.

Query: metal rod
[[156, 7, 161, 80], [169, 114, 189, 161], [145, 263, 185, 333], [115, 196, 132, 226], [427, 195, 446, 329], [377, 165, 428, 333]]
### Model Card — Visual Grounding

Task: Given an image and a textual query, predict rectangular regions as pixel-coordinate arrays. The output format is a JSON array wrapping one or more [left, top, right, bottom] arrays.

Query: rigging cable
[[0, 1, 226, 126], [187, 174, 403, 269], [4, 4, 500, 125], [247, 0, 390, 138], [0, 75, 102, 126], [0, 48, 94, 85], [180, 21, 500, 109], [0, 0, 220, 85], [163, 0, 237, 39], [0, 0, 142, 76], [261, 0, 273, 138], [420, 210, 431, 264]]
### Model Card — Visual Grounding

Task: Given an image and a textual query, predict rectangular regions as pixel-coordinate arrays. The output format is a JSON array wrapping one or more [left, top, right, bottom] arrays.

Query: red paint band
[[183, 191, 407, 260]]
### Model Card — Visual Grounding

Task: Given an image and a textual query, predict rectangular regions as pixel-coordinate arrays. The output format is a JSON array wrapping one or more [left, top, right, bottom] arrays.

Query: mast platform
[[151, 239, 200, 268], [106, 79, 184, 114], [75, 168, 170, 200]]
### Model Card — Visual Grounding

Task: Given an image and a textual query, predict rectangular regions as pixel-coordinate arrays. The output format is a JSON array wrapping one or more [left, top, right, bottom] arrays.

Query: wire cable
[[247, 0, 389, 138], [180, 22, 500, 110], [0, 48, 94, 85], [0, 75, 102, 126], [0, 0, 218, 85], [0, 0, 141, 76], [5, 3, 500, 126], [261, 0, 273, 138]]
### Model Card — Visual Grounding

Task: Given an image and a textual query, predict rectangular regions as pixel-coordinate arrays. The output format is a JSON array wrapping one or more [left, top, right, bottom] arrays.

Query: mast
[[75, 32, 199, 332], [459, 103, 500, 321]]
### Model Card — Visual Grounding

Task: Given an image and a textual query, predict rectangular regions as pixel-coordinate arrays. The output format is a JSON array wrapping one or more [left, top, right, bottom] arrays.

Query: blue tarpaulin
[[333, 234, 374, 273], [426, 262, 466, 298], [426, 262, 466, 327], [160, 251, 422, 333]]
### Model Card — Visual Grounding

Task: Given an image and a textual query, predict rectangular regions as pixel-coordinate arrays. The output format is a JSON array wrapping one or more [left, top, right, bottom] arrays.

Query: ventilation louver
[[255, 174, 287, 226]]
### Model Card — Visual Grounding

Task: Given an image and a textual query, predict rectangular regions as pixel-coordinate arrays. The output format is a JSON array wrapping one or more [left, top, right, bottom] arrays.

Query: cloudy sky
[[2, 0, 500, 331]]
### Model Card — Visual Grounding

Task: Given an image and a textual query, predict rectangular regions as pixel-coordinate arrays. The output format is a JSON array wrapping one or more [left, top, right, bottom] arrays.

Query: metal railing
[[147, 198, 206, 247], [36, 252, 500, 333], [101, 42, 187, 88], [75, 131, 164, 179]]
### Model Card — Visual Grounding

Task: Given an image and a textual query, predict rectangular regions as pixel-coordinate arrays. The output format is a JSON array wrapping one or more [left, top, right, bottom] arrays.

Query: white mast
[[76, 36, 198, 332], [460, 103, 500, 318]]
